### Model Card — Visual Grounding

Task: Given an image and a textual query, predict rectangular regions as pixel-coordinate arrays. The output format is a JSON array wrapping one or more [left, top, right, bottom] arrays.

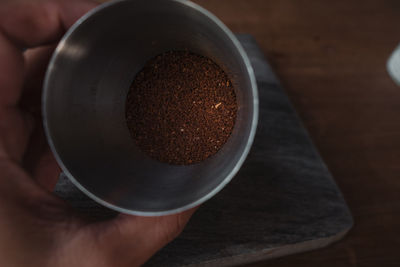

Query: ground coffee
[[125, 51, 237, 165]]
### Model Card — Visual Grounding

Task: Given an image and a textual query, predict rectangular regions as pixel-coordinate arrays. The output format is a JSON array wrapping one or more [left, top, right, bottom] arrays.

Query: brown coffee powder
[[125, 51, 237, 165]]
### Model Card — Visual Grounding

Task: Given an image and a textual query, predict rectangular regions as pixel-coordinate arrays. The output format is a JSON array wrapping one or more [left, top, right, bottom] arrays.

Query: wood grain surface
[[189, 1, 400, 267], [97, 1, 400, 266]]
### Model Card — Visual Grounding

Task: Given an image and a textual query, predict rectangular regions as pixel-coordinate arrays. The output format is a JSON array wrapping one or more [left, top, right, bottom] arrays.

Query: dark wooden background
[[100, 0, 400, 266], [191, 1, 400, 266]]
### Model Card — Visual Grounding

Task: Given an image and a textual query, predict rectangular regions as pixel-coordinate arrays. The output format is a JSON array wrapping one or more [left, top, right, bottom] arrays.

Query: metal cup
[[43, 0, 258, 215]]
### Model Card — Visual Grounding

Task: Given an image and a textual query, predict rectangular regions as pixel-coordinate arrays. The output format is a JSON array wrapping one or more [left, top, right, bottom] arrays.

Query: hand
[[0, 1, 196, 266]]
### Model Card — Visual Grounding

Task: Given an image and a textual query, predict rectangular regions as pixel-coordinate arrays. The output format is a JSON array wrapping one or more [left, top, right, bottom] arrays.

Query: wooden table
[[97, 0, 400, 266], [190, 0, 400, 266]]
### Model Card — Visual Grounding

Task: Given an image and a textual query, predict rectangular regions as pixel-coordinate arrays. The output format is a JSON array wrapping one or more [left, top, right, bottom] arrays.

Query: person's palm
[[0, 1, 195, 266]]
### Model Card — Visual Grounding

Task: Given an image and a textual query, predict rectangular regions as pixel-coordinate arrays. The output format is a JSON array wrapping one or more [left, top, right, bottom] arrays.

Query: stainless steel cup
[[43, 0, 258, 215]]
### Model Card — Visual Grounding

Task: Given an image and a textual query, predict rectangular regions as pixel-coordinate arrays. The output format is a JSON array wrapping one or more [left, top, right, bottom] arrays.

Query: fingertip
[[89, 206, 200, 266]]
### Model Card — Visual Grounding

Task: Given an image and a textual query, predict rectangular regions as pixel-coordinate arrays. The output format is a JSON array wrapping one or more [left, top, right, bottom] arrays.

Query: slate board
[[55, 34, 353, 267]]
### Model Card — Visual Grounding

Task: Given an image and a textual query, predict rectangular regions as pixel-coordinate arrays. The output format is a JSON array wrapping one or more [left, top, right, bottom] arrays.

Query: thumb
[[92, 208, 197, 266]]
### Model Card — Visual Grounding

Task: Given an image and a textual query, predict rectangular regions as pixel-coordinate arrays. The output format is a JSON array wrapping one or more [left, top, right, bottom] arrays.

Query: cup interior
[[44, 0, 257, 214]]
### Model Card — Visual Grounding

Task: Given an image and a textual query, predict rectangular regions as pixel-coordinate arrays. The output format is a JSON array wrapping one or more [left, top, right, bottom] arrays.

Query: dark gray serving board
[[55, 34, 353, 267]]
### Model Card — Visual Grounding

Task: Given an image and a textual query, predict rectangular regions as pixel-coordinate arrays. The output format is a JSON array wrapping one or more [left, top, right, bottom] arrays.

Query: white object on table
[[387, 44, 400, 86]]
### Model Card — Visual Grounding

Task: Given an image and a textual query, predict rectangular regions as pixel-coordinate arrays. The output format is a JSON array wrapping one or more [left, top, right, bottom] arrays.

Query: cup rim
[[42, 0, 259, 216]]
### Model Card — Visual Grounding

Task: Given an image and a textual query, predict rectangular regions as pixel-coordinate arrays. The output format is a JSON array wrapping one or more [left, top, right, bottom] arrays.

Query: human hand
[[0, 0, 196, 266]]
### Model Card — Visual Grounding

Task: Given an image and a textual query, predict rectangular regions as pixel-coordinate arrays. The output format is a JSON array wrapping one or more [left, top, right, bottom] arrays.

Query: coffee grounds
[[125, 51, 237, 165]]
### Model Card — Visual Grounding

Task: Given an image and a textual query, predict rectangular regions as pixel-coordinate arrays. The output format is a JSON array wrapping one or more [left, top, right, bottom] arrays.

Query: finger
[[23, 122, 61, 191], [22, 45, 56, 114], [21, 46, 61, 190], [0, 0, 97, 107], [0, 34, 24, 107], [0, 0, 97, 162], [32, 149, 60, 191], [94, 208, 198, 266], [1, 46, 57, 164], [0, 0, 97, 48], [0, 107, 34, 161]]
